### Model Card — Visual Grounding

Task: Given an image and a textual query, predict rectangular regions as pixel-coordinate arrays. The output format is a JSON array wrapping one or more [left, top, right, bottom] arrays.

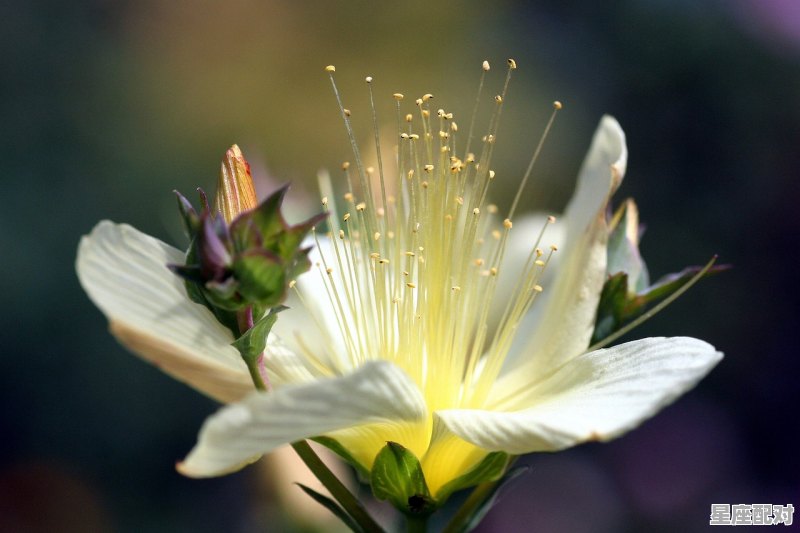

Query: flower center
[[294, 61, 561, 414]]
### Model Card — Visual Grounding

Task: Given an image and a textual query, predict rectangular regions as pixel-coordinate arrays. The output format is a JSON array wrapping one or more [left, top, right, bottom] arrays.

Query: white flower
[[77, 97, 721, 499]]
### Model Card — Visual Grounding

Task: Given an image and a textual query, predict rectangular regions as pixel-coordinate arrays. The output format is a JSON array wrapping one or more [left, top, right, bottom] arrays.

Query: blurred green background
[[2, 1, 798, 531]]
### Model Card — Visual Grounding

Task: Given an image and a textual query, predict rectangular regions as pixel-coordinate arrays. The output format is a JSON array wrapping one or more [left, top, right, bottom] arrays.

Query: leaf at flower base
[[371, 442, 434, 516], [458, 466, 530, 533], [295, 483, 364, 533], [632, 263, 729, 309], [591, 272, 629, 345], [231, 306, 286, 365], [434, 451, 509, 504], [232, 249, 287, 307]]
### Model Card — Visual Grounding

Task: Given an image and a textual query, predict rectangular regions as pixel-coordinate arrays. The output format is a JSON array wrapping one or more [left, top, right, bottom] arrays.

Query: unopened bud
[[215, 145, 258, 223]]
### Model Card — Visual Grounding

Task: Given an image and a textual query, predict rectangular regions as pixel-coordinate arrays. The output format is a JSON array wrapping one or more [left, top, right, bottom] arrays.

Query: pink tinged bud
[[215, 145, 258, 223]]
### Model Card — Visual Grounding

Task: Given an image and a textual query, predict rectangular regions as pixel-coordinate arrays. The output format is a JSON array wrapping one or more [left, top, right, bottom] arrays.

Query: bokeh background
[[2, 1, 798, 531]]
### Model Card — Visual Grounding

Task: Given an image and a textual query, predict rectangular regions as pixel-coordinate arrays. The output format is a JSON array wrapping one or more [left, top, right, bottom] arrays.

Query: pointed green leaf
[[371, 442, 434, 515], [231, 306, 285, 365], [296, 483, 364, 533], [435, 452, 509, 504]]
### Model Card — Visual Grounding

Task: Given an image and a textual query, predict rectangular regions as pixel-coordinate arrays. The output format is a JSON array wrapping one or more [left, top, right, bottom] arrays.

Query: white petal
[[504, 117, 627, 375], [76, 221, 253, 403], [178, 361, 427, 477], [270, 235, 351, 374], [439, 337, 722, 454]]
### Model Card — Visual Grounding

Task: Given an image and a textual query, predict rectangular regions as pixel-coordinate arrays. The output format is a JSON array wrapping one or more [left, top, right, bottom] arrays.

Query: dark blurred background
[[1, 1, 798, 532]]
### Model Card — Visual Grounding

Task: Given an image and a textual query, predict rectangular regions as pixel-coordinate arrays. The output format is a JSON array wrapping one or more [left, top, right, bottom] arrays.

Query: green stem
[[441, 480, 497, 533], [238, 308, 383, 533], [290, 439, 383, 532], [406, 513, 429, 533]]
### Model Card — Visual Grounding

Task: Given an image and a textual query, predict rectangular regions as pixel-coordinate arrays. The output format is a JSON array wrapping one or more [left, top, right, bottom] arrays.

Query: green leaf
[[296, 483, 364, 533], [632, 263, 729, 309], [232, 250, 287, 307], [231, 306, 285, 364], [312, 436, 371, 481], [434, 452, 509, 504], [371, 442, 434, 516]]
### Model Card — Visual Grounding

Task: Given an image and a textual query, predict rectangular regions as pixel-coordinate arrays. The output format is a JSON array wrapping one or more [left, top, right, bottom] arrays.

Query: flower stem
[[441, 480, 498, 533], [238, 307, 383, 533], [406, 513, 429, 533], [290, 440, 384, 532]]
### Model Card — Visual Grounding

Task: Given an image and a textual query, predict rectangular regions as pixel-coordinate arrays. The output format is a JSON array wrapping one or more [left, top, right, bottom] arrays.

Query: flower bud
[[215, 145, 258, 223]]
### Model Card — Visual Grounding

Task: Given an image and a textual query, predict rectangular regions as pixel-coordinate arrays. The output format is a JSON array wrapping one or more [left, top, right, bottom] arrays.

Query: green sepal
[[232, 250, 287, 308], [312, 436, 371, 482], [371, 442, 434, 516], [296, 483, 364, 533], [592, 263, 728, 345], [591, 272, 629, 345], [434, 452, 509, 504], [231, 306, 286, 365], [635, 264, 728, 308]]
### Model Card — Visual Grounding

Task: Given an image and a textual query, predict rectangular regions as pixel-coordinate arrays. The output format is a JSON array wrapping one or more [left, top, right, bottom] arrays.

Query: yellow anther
[[325, 65, 336, 72], [533, 284, 543, 292], [423, 164, 434, 173], [507, 58, 517, 69], [503, 218, 513, 229], [343, 213, 351, 222], [482, 60, 490, 71], [535, 260, 546, 267], [344, 109, 351, 117], [321, 196, 328, 206], [547, 215, 556, 223], [342, 161, 350, 170], [393, 93, 404, 100], [553, 101, 563, 110], [495, 95, 503, 103], [338, 230, 345, 239], [405, 113, 413, 122], [422, 93, 434, 102], [473, 208, 480, 215], [365, 76, 373, 83], [407, 282, 416, 289], [326, 267, 333, 274], [374, 232, 381, 241], [492, 230, 501, 240], [356, 202, 366, 211], [488, 204, 498, 214], [288, 280, 297, 289], [490, 267, 498, 276], [344, 192, 354, 202]]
